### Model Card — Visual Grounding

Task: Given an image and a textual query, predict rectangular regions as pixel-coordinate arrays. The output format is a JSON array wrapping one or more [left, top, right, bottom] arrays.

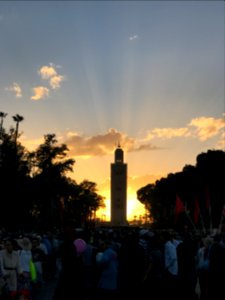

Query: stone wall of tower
[[110, 147, 127, 226]]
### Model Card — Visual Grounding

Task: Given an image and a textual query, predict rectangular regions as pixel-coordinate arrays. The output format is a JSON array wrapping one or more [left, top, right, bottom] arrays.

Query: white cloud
[[5, 82, 22, 98], [62, 115, 225, 157], [22, 114, 222, 158], [39, 65, 57, 79], [144, 116, 225, 145], [38, 63, 65, 89], [129, 34, 138, 41], [188, 116, 225, 141], [146, 127, 190, 140], [5, 63, 65, 101], [64, 128, 159, 157], [31, 86, 49, 101], [49, 74, 65, 89]]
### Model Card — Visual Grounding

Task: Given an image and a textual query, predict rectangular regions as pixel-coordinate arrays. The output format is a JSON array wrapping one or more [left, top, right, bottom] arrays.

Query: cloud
[[5, 82, 22, 98], [134, 144, 160, 151], [63, 115, 225, 158], [49, 75, 64, 89], [145, 116, 225, 145], [129, 34, 138, 41], [38, 63, 65, 89], [188, 116, 225, 141], [31, 86, 49, 101], [146, 127, 190, 140], [23, 115, 223, 158], [64, 128, 160, 157], [4, 63, 65, 102], [39, 65, 57, 79]]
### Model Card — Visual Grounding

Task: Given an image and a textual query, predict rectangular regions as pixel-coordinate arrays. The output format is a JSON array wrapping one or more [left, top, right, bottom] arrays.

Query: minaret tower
[[110, 144, 127, 226]]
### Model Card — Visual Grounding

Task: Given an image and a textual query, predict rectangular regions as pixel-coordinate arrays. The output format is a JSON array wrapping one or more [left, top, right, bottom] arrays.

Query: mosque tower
[[110, 144, 127, 226]]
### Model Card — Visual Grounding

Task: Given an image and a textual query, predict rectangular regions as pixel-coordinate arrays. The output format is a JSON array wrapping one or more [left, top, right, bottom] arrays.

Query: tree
[[0, 130, 31, 230], [64, 180, 105, 228], [79, 180, 105, 226], [196, 150, 225, 228], [137, 183, 155, 221], [0, 111, 7, 135], [12, 114, 24, 142], [137, 150, 225, 230], [30, 133, 75, 229], [0, 116, 106, 231]]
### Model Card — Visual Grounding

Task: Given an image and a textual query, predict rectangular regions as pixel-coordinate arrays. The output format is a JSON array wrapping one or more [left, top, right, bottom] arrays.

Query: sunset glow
[[96, 194, 146, 222], [0, 1, 224, 220]]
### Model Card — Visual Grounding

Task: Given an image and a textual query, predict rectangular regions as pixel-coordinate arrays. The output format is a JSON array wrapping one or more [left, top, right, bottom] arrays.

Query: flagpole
[[196, 196, 206, 234], [205, 187, 213, 233], [209, 205, 213, 233], [199, 211, 206, 235], [185, 208, 196, 231]]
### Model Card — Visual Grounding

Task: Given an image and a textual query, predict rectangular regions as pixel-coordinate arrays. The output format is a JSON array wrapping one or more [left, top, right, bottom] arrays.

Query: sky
[[0, 1, 224, 221]]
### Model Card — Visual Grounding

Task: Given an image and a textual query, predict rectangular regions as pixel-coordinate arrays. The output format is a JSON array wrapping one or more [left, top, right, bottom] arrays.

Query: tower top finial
[[114, 142, 123, 163], [115, 141, 121, 149]]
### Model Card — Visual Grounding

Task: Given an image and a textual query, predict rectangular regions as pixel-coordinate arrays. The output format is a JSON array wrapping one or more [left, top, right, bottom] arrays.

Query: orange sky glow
[[96, 188, 147, 222], [1, 1, 224, 223]]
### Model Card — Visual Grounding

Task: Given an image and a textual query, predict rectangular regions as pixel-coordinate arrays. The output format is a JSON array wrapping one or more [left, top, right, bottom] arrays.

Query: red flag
[[175, 194, 185, 223], [205, 186, 213, 230], [194, 197, 200, 224]]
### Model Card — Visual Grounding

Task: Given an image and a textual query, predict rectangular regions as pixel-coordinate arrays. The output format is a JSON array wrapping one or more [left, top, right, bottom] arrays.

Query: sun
[[127, 196, 146, 221], [96, 188, 146, 222]]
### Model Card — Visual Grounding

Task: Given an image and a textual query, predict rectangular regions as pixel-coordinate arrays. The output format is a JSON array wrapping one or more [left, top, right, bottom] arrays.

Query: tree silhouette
[[0, 130, 31, 229], [12, 114, 24, 142], [137, 150, 225, 231], [0, 118, 106, 231], [29, 133, 75, 229], [0, 111, 7, 136]]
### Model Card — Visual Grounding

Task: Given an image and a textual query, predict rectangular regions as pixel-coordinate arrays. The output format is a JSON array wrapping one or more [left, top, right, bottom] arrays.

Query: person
[[0, 254, 9, 299], [142, 232, 165, 300], [118, 230, 148, 300], [163, 231, 180, 300], [208, 234, 225, 300], [17, 237, 33, 299], [53, 235, 86, 300], [0, 238, 24, 299], [196, 235, 213, 300], [95, 239, 119, 300], [176, 232, 198, 300], [31, 236, 46, 287]]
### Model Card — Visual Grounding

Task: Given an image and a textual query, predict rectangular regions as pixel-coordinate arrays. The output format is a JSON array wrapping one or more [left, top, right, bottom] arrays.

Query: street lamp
[[0, 136, 3, 167]]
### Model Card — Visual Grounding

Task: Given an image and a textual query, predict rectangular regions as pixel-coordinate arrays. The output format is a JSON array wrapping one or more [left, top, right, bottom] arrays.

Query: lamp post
[[0, 135, 3, 167]]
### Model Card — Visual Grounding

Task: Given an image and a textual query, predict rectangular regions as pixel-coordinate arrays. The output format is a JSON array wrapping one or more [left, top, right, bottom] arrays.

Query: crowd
[[0, 229, 61, 300], [0, 226, 225, 300]]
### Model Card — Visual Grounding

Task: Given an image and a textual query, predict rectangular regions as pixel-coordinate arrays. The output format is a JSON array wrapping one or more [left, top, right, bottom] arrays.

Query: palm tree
[[0, 112, 7, 136], [12, 114, 24, 142]]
